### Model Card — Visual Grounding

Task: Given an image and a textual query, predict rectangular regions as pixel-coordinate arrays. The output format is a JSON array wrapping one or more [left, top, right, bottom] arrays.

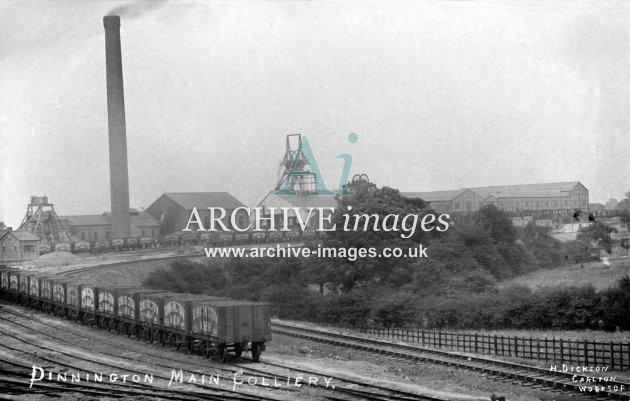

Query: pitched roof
[[59, 215, 110, 226], [403, 182, 584, 201], [469, 182, 581, 198], [401, 189, 468, 202], [264, 192, 338, 209], [100, 211, 160, 227], [8, 230, 39, 242], [131, 213, 160, 227], [162, 192, 246, 210]]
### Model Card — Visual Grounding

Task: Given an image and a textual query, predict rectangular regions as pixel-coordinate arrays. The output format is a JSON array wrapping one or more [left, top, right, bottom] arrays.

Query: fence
[[357, 327, 630, 371]]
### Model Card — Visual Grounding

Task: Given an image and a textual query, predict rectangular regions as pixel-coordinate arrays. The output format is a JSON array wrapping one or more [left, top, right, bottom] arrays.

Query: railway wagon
[[73, 241, 91, 253], [39, 276, 54, 312], [65, 280, 88, 321], [55, 242, 72, 252], [27, 274, 49, 309], [76, 281, 126, 326], [16, 271, 35, 305], [20, 272, 46, 307], [126, 237, 139, 250], [197, 299, 271, 362], [116, 288, 170, 338], [96, 284, 136, 331], [79, 282, 100, 326], [6, 269, 21, 303], [0, 266, 16, 300], [160, 296, 271, 362], [135, 292, 229, 352], [50, 277, 72, 316]]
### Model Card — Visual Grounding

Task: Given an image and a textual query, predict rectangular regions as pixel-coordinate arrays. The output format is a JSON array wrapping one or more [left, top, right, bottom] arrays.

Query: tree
[[576, 221, 617, 253], [520, 222, 563, 269], [310, 181, 440, 292], [475, 205, 517, 245]]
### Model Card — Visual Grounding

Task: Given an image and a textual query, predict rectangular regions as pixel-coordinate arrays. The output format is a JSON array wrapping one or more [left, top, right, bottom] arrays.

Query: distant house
[[589, 203, 605, 213], [0, 228, 39, 262], [146, 192, 247, 234]]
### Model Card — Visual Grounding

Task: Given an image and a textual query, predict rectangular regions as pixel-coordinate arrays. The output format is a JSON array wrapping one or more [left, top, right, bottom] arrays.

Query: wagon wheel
[[251, 342, 262, 362], [187, 339, 194, 354], [218, 345, 228, 363], [204, 343, 212, 359], [234, 342, 246, 358], [176, 335, 182, 351]]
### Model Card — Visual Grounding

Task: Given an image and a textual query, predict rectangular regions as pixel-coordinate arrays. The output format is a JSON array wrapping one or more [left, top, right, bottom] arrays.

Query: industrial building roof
[[101, 212, 159, 227], [403, 182, 584, 202], [59, 215, 110, 226], [401, 189, 468, 202], [0, 229, 39, 242], [469, 181, 583, 198], [258, 191, 338, 209], [131, 213, 160, 227], [161, 192, 246, 211]]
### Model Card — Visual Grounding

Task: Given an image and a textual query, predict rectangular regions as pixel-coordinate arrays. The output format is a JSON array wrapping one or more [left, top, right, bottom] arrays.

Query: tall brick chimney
[[103, 15, 131, 239]]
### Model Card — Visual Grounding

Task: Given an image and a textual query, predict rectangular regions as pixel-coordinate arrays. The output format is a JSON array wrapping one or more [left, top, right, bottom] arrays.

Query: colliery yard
[[0, 256, 627, 400]]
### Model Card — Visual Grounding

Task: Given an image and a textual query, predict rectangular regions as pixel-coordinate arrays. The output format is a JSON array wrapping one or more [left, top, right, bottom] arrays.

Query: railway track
[[231, 358, 448, 401], [0, 306, 279, 401], [272, 322, 630, 400], [56, 242, 301, 277], [57, 253, 199, 277], [0, 302, 445, 401]]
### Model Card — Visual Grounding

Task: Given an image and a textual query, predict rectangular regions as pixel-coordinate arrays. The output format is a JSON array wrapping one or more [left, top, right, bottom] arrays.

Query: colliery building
[[0, 228, 40, 262], [59, 209, 160, 242], [403, 181, 589, 219], [145, 192, 247, 235], [257, 191, 338, 230]]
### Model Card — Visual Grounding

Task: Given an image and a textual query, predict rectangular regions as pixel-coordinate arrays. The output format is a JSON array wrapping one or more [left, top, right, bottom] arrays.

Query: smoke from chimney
[[103, 15, 131, 239]]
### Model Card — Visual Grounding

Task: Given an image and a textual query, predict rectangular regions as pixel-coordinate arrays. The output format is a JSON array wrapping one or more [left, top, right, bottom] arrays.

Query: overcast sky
[[1, 0, 629, 226]]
